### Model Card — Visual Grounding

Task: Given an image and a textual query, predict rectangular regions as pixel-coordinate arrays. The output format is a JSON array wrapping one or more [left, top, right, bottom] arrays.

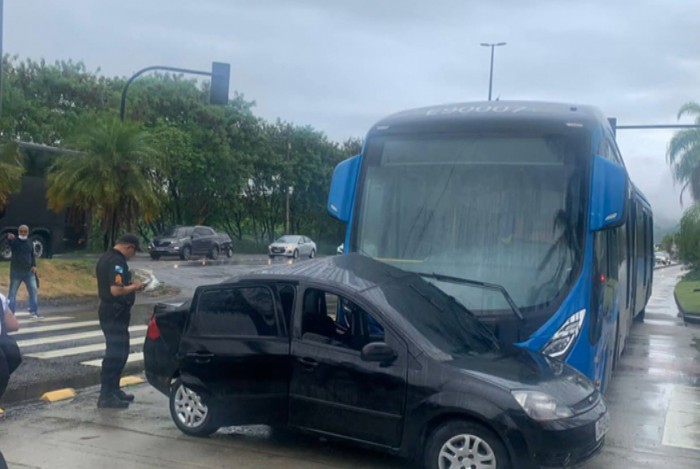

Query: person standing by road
[[95, 233, 145, 409], [1, 291, 21, 404], [6, 225, 40, 319]]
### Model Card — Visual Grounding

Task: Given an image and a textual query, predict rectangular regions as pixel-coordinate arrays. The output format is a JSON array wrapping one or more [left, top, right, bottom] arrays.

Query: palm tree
[[46, 117, 163, 248], [667, 101, 700, 204], [0, 142, 25, 209]]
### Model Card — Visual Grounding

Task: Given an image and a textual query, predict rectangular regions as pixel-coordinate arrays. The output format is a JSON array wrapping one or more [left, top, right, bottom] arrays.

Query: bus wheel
[[30, 234, 48, 258], [0, 234, 11, 261], [634, 309, 645, 323]]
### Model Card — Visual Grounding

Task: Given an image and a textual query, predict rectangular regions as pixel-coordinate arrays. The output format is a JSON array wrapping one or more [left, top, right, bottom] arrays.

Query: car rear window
[[190, 286, 279, 337]]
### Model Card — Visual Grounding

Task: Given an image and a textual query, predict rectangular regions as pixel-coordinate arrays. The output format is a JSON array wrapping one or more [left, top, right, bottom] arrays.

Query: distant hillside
[[654, 213, 680, 242]]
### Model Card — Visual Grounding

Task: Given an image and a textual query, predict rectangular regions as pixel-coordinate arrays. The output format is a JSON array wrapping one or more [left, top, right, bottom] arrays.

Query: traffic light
[[210, 62, 230, 106]]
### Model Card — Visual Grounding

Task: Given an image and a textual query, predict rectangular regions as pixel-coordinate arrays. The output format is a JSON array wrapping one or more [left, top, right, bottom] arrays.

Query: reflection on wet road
[[585, 265, 700, 468]]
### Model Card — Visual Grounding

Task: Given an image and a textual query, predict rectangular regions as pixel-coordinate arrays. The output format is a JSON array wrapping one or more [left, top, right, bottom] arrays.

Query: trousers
[[99, 301, 131, 395]]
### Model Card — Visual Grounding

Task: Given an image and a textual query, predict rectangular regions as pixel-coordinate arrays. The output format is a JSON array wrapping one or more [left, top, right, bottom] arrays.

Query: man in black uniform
[[95, 233, 145, 409]]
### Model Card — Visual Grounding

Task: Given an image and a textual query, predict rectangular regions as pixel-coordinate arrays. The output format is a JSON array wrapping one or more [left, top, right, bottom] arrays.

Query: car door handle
[[186, 352, 214, 364], [297, 357, 319, 371]]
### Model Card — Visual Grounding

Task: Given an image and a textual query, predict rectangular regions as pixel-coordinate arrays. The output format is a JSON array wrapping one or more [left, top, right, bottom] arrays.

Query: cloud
[[5, 0, 696, 221]]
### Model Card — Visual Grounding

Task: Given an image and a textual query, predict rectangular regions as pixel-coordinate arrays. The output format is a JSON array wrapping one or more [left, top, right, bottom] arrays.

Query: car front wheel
[[169, 378, 219, 437], [293, 249, 299, 259], [180, 246, 192, 261], [424, 421, 509, 469], [309, 249, 316, 259], [209, 245, 219, 260]]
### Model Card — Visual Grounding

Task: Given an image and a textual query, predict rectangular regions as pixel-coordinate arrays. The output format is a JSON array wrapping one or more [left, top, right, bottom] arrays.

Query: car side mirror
[[361, 342, 397, 365], [589, 155, 628, 231], [328, 154, 361, 222]]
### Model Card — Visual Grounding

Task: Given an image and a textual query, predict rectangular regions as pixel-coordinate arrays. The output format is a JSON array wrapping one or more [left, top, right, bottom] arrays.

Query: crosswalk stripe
[[18, 316, 71, 324], [81, 352, 145, 367], [9, 320, 100, 336], [25, 336, 146, 359], [16, 325, 148, 348]]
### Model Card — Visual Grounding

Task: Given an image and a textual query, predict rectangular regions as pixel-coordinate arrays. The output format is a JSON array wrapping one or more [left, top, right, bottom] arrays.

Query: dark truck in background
[[0, 145, 87, 260]]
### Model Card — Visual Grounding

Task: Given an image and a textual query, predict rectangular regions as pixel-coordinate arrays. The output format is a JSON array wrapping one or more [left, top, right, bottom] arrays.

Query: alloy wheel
[[173, 384, 209, 429], [438, 433, 497, 469]]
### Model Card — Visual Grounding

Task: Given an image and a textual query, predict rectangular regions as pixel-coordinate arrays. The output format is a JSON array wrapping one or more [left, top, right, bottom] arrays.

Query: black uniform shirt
[[96, 249, 135, 306]]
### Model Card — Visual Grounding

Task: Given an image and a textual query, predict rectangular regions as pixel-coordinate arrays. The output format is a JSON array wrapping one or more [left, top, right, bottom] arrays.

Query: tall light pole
[[480, 42, 506, 101]]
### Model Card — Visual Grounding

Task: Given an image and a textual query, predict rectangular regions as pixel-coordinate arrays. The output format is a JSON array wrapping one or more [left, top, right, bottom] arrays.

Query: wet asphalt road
[[0, 264, 698, 468]]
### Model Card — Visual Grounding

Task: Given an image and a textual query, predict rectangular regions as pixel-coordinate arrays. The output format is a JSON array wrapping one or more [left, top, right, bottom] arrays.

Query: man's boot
[[115, 389, 135, 402], [97, 392, 129, 409]]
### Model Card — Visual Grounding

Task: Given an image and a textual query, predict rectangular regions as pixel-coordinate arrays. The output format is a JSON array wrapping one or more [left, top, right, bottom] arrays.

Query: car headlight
[[512, 390, 573, 421], [541, 309, 586, 358]]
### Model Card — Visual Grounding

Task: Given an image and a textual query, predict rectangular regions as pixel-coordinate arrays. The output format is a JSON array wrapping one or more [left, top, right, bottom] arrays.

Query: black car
[[148, 225, 233, 260], [144, 254, 608, 469]]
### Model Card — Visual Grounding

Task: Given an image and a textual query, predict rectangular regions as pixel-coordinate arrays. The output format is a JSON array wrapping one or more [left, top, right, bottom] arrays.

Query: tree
[[0, 142, 25, 209], [667, 101, 700, 204], [46, 117, 162, 248], [678, 205, 700, 266]]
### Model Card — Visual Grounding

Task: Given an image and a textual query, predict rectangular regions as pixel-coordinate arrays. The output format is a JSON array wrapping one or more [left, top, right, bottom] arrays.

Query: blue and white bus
[[327, 101, 653, 392]]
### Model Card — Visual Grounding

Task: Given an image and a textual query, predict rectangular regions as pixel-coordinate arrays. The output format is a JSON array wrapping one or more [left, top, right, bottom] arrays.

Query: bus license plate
[[595, 413, 610, 441]]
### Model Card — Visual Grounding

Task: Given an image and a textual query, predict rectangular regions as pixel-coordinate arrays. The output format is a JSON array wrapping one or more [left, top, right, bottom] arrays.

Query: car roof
[[236, 254, 403, 292]]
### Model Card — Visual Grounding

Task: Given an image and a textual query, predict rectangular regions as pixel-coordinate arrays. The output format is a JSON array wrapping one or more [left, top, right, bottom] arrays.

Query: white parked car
[[269, 235, 317, 259], [654, 252, 671, 266]]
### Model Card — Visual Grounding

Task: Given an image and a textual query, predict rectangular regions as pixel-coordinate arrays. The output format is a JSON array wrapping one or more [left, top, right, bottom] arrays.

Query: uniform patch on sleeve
[[114, 265, 124, 273]]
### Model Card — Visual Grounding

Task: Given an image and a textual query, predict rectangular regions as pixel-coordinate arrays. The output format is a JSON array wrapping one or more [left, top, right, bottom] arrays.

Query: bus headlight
[[541, 309, 586, 358], [512, 390, 574, 421]]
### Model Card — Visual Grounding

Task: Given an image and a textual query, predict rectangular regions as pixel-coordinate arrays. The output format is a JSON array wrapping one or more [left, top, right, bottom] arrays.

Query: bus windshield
[[355, 132, 588, 317]]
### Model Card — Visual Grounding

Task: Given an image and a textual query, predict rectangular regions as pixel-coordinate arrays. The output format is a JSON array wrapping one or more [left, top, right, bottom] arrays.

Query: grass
[[0, 259, 98, 302], [673, 269, 700, 317]]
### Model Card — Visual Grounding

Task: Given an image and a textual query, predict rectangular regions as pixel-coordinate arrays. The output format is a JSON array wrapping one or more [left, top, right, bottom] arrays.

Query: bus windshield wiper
[[413, 271, 524, 321]]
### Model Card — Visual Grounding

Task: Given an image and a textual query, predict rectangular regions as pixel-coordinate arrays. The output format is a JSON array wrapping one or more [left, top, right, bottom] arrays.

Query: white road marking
[[18, 316, 72, 324], [9, 320, 100, 336], [24, 336, 146, 359], [80, 352, 145, 367], [662, 385, 700, 451], [16, 325, 147, 347]]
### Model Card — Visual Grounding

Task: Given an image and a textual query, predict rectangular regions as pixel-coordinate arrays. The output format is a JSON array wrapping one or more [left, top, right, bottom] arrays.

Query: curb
[[673, 290, 700, 326], [1, 361, 145, 406]]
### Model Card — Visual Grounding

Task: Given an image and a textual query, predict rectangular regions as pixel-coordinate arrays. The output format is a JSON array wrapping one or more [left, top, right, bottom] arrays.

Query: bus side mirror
[[589, 155, 627, 231], [328, 155, 361, 223]]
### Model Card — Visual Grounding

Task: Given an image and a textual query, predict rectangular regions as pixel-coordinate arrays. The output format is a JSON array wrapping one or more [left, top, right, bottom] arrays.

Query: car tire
[[180, 246, 192, 261], [309, 249, 316, 259], [209, 245, 219, 260], [30, 234, 48, 259], [169, 378, 219, 437], [293, 249, 299, 259], [150, 253, 161, 260], [424, 420, 510, 469], [226, 246, 233, 258], [0, 234, 11, 261], [269, 254, 275, 259]]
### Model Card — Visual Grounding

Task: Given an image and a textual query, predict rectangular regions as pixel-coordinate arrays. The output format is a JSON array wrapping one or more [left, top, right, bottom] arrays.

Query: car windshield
[[162, 227, 188, 238], [276, 236, 301, 244], [381, 277, 500, 358]]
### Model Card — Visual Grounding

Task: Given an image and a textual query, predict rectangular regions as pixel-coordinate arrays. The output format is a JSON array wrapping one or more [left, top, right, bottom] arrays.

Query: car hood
[[270, 243, 295, 249], [448, 347, 596, 406], [153, 237, 186, 244]]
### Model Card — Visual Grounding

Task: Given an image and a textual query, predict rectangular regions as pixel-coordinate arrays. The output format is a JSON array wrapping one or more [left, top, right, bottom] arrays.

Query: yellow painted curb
[[41, 388, 77, 402], [120, 376, 145, 387]]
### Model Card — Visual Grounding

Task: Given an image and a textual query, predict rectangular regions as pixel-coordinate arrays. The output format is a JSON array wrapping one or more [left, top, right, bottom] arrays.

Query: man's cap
[[116, 233, 142, 251]]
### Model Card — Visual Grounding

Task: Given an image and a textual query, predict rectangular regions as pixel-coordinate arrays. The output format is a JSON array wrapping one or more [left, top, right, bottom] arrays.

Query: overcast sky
[[5, 0, 699, 223]]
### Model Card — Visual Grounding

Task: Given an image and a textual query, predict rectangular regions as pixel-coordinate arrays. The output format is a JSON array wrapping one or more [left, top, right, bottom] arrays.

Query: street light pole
[[480, 42, 506, 101]]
